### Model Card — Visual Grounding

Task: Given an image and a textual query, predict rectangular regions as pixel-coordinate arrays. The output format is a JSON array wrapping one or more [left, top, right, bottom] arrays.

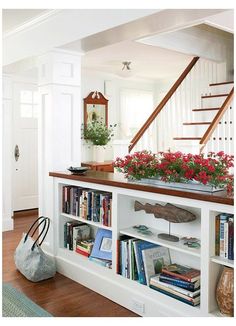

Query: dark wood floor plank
[[2, 211, 138, 317]]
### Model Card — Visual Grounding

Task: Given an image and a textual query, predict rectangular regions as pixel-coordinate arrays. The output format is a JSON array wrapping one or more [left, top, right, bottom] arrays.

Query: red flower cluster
[[114, 150, 234, 195], [114, 150, 158, 180]]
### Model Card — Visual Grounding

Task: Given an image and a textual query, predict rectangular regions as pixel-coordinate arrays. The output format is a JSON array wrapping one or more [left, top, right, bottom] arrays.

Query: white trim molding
[[3, 10, 62, 39], [2, 74, 14, 232]]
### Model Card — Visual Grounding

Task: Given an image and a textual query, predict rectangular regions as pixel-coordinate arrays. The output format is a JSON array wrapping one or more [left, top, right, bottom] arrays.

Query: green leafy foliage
[[82, 119, 117, 146]]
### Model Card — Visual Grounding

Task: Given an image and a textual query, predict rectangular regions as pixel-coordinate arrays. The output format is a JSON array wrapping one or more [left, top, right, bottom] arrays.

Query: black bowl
[[67, 166, 90, 175]]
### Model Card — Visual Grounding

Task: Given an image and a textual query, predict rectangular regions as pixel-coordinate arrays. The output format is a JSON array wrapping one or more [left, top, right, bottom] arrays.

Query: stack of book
[[215, 213, 234, 260], [150, 263, 200, 306], [76, 239, 94, 257], [64, 221, 91, 251], [62, 186, 112, 227], [118, 237, 170, 285]]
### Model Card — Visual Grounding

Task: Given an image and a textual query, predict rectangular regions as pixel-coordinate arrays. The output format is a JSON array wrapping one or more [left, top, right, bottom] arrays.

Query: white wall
[[139, 25, 233, 80], [81, 69, 156, 162]]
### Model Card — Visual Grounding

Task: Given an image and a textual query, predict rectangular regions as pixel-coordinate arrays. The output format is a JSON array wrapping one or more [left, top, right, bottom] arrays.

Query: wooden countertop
[[49, 170, 234, 206]]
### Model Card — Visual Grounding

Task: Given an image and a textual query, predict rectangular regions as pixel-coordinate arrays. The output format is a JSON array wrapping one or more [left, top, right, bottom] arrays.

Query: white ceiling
[[2, 9, 232, 81], [2, 9, 50, 33], [82, 40, 192, 80]]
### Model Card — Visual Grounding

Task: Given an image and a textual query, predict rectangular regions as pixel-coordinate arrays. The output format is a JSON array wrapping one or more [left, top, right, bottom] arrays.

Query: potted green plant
[[82, 119, 117, 162]]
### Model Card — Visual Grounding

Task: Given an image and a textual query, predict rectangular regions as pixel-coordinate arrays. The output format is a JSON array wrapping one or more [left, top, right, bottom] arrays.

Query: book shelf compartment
[[210, 211, 234, 268], [61, 183, 112, 229], [59, 215, 113, 270]]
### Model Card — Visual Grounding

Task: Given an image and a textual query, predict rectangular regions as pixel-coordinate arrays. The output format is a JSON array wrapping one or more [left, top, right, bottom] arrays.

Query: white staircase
[[130, 58, 234, 156], [173, 81, 234, 154]]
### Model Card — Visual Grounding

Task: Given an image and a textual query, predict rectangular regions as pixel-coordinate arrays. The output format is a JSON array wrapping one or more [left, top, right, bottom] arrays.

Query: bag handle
[[31, 217, 50, 250], [24, 216, 50, 250]]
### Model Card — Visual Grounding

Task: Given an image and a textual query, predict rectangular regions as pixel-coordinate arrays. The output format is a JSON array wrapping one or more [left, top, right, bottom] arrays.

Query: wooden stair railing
[[199, 87, 234, 152], [128, 56, 200, 152]]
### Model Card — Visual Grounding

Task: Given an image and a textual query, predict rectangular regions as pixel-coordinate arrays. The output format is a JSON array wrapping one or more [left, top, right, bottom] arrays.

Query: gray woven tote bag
[[14, 216, 56, 282]]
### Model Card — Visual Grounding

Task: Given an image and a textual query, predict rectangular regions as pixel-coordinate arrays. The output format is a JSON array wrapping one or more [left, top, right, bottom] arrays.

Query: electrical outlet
[[132, 298, 145, 314]]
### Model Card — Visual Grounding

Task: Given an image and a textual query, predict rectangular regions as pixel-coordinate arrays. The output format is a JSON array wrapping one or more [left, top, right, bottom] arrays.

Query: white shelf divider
[[61, 212, 112, 230], [210, 256, 234, 268], [119, 226, 201, 257]]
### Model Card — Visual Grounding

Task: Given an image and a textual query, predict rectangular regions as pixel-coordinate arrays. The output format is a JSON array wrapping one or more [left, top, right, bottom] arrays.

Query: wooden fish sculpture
[[134, 201, 196, 223]]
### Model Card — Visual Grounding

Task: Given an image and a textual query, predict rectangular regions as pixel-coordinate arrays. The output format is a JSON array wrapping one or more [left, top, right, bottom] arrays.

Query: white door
[[12, 83, 39, 211]]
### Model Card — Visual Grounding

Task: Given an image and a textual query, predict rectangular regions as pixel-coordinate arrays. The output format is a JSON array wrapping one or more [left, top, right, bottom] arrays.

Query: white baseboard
[[55, 253, 203, 317]]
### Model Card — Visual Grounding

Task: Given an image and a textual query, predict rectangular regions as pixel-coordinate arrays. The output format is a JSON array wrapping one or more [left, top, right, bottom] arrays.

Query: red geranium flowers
[[114, 150, 234, 195]]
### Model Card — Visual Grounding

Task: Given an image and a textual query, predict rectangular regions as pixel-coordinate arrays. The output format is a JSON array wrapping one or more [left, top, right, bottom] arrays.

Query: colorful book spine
[[150, 286, 200, 306], [228, 217, 234, 260], [215, 214, 220, 256], [220, 214, 229, 258], [151, 277, 200, 298], [75, 247, 90, 257], [62, 186, 112, 226], [159, 275, 200, 291], [64, 223, 67, 248]]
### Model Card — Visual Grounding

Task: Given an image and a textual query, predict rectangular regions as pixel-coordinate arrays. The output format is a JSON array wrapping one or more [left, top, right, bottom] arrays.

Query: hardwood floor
[[2, 210, 138, 317]]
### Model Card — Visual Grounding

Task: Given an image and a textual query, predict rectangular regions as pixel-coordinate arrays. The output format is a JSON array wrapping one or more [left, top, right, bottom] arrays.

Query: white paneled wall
[[131, 58, 229, 154], [38, 49, 82, 254]]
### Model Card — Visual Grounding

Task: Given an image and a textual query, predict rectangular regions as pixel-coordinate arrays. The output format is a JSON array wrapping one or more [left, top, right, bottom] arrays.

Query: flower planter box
[[128, 178, 224, 193]]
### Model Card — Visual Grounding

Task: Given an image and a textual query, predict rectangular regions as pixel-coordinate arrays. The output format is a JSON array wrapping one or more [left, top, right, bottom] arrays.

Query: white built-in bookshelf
[[49, 171, 234, 317]]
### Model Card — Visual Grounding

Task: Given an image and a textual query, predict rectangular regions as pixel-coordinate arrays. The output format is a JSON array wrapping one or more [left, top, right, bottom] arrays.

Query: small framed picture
[[90, 228, 112, 261]]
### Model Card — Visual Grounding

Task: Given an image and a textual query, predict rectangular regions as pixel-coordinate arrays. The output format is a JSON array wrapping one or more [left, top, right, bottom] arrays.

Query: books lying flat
[[150, 275, 200, 298], [161, 263, 200, 283], [159, 274, 200, 291], [150, 285, 200, 306], [89, 256, 112, 268]]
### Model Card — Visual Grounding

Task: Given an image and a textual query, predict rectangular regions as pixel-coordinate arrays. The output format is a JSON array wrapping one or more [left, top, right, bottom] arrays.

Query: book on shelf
[[150, 285, 200, 307], [76, 239, 94, 254], [75, 247, 90, 257], [64, 221, 91, 251], [161, 263, 200, 283], [64, 221, 79, 250], [150, 275, 200, 298], [133, 240, 159, 285], [90, 228, 112, 261], [215, 214, 220, 256], [89, 256, 112, 268], [118, 235, 138, 279], [228, 217, 234, 260], [129, 238, 139, 280], [142, 246, 171, 286], [72, 224, 91, 251], [159, 274, 200, 291], [216, 213, 234, 260], [62, 185, 112, 227]]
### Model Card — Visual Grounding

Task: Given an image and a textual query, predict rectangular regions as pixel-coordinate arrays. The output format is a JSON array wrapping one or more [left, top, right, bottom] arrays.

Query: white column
[[2, 74, 13, 231], [38, 49, 82, 254]]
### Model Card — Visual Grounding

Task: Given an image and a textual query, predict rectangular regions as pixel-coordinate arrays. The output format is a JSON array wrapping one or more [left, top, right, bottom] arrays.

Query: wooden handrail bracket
[[200, 87, 234, 145], [128, 56, 199, 152]]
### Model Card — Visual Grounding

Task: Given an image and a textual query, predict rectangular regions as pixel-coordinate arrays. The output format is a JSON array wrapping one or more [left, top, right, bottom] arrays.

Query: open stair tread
[[183, 122, 211, 125], [173, 137, 201, 140], [209, 81, 234, 86], [193, 108, 220, 112], [201, 94, 229, 98]]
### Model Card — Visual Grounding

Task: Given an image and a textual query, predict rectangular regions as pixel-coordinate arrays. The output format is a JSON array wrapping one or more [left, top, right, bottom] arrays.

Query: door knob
[[14, 145, 20, 161]]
